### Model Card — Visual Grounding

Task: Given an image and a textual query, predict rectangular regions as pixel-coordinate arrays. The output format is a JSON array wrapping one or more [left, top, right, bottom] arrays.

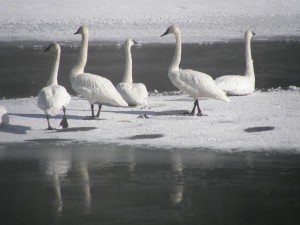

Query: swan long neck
[[122, 44, 133, 83], [46, 48, 60, 86], [71, 31, 89, 76], [169, 30, 182, 71], [244, 36, 255, 83]]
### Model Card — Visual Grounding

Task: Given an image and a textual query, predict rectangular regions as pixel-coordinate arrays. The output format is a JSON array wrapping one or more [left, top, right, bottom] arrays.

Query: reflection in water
[[170, 153, 184, 205], [40, 160, 71, 219], [0, 144, 300, 225], [78, 161, 91, 214]]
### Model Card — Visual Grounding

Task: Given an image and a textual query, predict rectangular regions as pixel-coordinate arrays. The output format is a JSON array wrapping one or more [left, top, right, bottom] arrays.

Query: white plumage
[[215, 30, 256, 95], [116, 39, 148, 106], [70, 26, 128, 119], [161, 25, 229, 116], [0, 106, 9, 128], [37, 42, 71, 130]]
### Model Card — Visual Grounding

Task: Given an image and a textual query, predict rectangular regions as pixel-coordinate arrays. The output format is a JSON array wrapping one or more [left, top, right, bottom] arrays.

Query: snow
[[1, 90, 300, 152], [1, 0, 300, 43]]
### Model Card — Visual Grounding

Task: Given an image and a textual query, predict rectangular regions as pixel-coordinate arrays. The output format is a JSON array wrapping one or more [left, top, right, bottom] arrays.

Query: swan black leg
[[60, 106, 69, 128], [46, 115, 54, 130], [190, 100, 197, 115], [196, 100, 203, 116], [84, 104, 97, 120], [96, 103, 102, 118]]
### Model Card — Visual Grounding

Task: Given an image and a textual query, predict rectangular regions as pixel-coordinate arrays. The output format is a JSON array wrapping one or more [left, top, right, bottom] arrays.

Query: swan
[[215, 30, 256, 95], [70, 25, 128, 119], [37, 42, 71, 130], [161, 25, 230, 116], [0, 106, 9, 128], [116, 39, 148, 106]]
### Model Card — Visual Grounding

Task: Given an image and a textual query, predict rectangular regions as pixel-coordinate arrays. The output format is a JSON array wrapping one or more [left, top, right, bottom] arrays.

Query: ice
[[1, 90, 300, 152], [1, 0, 300, 43]]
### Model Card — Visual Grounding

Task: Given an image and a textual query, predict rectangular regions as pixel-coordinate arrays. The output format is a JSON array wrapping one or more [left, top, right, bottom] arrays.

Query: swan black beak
[[44, 44, 52, 52], [74, 28, 80, 35], [160, 30, 169, 37], [132, 40, 138, 45], [252, 31, 256, 36]]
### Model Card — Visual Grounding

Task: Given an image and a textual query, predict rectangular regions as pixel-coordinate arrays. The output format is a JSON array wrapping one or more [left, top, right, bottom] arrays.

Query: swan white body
[[215, 30, 255, 95], [70, 26, 128, 118], [116, 39, 148, 106], [161, 25, 229, 115], [0, 106, 9, 127], [37, 42, 71, 129]]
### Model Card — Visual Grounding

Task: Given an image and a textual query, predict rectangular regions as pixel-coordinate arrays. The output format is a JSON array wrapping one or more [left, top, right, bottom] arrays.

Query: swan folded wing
[[38, 85, 70, 116], [73, 73, 127, 106], [174, 69, 225, 99], [215, 75, 254, 95], [116, 83, 148, 105]]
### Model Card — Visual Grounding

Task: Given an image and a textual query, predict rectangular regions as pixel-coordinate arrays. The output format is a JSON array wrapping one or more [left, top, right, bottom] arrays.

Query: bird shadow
[[244, 126, 275, 133], [0, 124, 31, 134], [127, 134, 164, 140], [10, 113, 85, 121], [104, 109, 156, 116], [56, 127, 97, 133]]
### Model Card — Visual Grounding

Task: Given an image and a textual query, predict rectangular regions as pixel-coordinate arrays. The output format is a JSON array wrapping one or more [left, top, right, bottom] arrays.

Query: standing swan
[[70, 26, 128, 119], [37, 42, 71, 130], [215, 30, 256, 95], [161, 25, 230, 116], [116, 39, 148, 106]]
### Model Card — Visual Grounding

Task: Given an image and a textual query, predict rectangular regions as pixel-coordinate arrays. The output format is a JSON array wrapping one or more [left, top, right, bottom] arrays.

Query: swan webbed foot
[[60, 116, 69, 128], [197, 112, 203, 116], [46, 126, 54, 130]]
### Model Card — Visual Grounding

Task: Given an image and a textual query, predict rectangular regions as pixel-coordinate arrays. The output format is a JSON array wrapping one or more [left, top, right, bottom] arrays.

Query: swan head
[[74, 25, 89, 35], [125, 39, 138, 48], [44, 42, 60, 52], [245, 30, 256, 39], [161, 25, 180, 37]]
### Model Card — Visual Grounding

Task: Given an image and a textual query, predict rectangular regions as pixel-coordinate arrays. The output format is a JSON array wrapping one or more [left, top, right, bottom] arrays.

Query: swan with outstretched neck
[[70, 26, 128, 119], [116, 39, 148, 106], [161, 25, 230, 116], [37, 42, 71, 130], [215, 30, 256, 95]]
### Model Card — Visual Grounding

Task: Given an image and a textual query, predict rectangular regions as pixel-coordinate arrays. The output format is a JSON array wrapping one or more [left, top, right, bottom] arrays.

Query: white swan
[[37, 42, 71, 130], [70, 26, 128, 119], [0, 106, 9, 128], [161, 25, 230, 116], [215, 30, 256, 95], [116, 39, 148, 106]]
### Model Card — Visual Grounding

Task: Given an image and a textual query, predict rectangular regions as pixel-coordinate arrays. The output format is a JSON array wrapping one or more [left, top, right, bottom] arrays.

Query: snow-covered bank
[[1, 0, 300, 43], [1, 90, 300, 151]]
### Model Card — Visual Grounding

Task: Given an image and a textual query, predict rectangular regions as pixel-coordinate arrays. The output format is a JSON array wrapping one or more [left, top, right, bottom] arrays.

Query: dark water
[[0, 143, 300, 225], [1, 41, 300, 98]]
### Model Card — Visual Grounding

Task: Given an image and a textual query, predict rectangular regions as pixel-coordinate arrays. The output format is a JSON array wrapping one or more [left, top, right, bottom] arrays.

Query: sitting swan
[[37, 42, 71, 130], [0, 106, 9, 128], [116, 39, 148, 106], [70, 26, 128, 119], [215, 30, 256, 95], [161, 25, 230, 116]]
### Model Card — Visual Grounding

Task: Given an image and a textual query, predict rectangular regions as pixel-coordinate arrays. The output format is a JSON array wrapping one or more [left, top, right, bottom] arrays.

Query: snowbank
[[1, 0, 300, 43], [1, 90, 299, 152]]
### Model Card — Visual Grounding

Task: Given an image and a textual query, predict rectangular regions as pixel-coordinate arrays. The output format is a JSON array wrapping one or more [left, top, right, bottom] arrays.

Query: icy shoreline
[[1, 90, 300, 152], [1, 0, 300, 43]]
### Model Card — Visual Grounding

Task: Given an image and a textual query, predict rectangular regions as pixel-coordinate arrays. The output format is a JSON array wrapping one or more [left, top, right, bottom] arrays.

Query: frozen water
[[1, 0, 300, 43]]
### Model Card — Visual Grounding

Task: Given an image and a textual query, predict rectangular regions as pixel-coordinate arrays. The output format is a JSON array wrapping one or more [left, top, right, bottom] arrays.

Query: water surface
[[0, 143, 300, 225], [0, 41, 300, 98]]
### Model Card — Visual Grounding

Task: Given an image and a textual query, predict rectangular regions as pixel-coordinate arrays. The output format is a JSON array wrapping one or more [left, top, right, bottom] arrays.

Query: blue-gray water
[[0, 41, 300, 98], [0, 143, 300, 225], [1, 41, 300, 225]]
